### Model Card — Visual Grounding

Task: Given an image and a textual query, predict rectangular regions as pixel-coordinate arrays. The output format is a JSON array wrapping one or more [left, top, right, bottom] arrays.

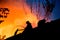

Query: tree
[[0, 8, 9, 24]]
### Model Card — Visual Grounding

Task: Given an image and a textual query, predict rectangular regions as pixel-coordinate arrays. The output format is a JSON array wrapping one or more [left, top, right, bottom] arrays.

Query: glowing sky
[[0, 0, 38, 39], [0, 0, 60, 39]]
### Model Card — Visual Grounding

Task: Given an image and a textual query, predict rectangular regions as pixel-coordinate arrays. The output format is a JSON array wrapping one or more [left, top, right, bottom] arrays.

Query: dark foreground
[[6, 19, 60, 40]]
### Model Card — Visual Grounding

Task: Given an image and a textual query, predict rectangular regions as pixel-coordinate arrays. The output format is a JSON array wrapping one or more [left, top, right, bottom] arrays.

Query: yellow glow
[[0, 0, 38, 39]]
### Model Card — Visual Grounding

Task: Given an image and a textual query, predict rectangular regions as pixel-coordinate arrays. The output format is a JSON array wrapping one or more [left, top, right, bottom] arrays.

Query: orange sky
[[0, 0, 39, 39]]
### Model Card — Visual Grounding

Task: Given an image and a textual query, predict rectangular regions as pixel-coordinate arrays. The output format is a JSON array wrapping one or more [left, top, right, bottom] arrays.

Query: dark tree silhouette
[[3, 8, 9, 18], [0, 20, 4, 24], [0, 8, 9, 18], [0, 8, 9, 24]]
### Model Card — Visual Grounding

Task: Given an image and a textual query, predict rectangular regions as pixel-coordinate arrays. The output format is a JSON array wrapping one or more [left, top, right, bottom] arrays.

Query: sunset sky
[[0, 0, 38, 39], [0, 0, 60, 39]]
